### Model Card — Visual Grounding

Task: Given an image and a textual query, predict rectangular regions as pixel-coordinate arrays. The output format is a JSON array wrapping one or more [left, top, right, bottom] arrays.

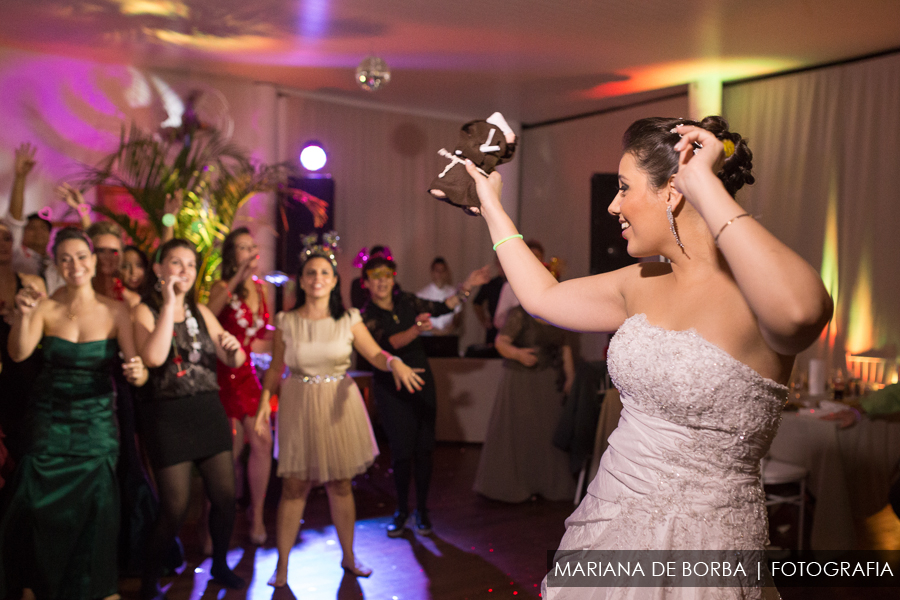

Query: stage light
[[264, 271, 291, 287], [300, 142, 327, 171]]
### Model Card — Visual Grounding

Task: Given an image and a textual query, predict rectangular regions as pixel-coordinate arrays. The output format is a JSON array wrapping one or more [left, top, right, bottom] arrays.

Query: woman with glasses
[[361, 256, 489, 537]]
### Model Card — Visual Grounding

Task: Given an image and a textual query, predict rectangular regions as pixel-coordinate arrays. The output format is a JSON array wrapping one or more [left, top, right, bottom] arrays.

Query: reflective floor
[[117, 443, 900, 600]]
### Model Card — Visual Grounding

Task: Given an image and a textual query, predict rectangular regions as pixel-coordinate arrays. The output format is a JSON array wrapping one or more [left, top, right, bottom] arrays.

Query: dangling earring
[[667, 206, 684, 250], [154, 279, 163, 292]]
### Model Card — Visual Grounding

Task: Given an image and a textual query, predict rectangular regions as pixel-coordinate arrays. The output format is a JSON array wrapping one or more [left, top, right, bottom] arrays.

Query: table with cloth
[[768, 407, 900, 551]]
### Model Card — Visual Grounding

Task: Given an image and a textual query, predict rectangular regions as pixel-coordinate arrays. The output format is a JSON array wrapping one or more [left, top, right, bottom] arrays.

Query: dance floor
[[117, 443, 900, 600]]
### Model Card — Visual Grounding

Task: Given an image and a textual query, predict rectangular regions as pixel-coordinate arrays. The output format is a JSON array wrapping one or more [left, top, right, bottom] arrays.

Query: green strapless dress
[[0, 337, 120, 600]]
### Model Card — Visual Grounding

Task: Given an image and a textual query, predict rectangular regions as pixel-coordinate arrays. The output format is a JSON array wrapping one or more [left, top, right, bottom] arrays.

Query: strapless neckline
[[44, 335, 116, 346], [624, 313, 787, 391]]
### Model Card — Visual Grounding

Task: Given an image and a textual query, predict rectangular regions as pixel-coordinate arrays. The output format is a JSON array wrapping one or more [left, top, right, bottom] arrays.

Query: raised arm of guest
[[160, 191, 183, 245], [6, 143, 35, 222], [56, 184, 92, 230], [206, 257, 256, 317], [4, 144, 37, 260], [387, 268, 490, 350], [133, 281, 178, 368]]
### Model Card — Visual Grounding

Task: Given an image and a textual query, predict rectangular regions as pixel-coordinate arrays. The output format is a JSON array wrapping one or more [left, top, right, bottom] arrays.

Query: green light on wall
[[819, 175, 839, 349]]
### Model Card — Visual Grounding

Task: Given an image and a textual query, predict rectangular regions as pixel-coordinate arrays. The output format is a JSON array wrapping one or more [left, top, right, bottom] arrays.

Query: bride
[[467, 116, 833, 598]]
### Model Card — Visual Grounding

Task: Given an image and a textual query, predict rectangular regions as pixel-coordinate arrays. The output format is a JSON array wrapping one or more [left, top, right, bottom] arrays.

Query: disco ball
[[356, 56, 391, 92]]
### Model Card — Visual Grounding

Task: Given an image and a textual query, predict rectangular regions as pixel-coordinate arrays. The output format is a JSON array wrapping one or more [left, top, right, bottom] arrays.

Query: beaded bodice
[[575, 314, 788, 553], [608, 314, 786, 474]]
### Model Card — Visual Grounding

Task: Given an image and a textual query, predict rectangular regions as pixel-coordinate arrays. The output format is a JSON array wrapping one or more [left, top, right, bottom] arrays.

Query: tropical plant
[[78, 123, 311, 301]]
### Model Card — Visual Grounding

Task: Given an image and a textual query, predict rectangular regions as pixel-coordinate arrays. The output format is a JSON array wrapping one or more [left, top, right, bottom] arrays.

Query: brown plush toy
[[428, 112, 517, 216]]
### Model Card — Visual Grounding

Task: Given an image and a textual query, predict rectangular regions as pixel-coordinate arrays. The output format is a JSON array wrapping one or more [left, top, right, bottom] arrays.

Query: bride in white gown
[[466, 116, 833, 599]]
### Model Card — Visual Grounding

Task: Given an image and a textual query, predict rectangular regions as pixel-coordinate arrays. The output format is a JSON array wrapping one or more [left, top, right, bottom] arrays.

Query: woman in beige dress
[[254, 249, 425, 588]]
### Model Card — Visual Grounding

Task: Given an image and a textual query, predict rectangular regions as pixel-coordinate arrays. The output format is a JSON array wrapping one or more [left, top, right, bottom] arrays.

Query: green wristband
[[492, 234, 524, 252]]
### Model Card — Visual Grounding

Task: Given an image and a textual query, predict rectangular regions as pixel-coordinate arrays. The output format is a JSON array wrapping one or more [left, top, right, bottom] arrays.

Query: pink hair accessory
[[38, 207, 52, 220], [352, 246, 394, 269], [353, 248, 369, 269]]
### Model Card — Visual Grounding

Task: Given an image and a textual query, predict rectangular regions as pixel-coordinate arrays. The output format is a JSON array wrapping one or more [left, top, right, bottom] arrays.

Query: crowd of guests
[[0, 109, 832, 600], [1, 142, 573, 599]]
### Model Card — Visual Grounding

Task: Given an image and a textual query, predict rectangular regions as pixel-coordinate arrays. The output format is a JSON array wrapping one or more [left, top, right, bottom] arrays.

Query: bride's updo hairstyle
[[622, 116, 754, 198]]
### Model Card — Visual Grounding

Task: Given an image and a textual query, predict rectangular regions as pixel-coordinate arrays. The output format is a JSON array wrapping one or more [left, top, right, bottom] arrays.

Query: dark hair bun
[[622, 116, 755, 199], [698, 116, 754, 196]]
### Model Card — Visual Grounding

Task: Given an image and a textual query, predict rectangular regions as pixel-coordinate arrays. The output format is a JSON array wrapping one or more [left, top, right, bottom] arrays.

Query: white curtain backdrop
[[724, 51, 900, 370], [276, 93, 520, 352]]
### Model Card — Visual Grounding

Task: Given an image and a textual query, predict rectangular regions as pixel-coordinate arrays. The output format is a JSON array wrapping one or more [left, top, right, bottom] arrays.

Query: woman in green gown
[[0, 227, 148, 600]]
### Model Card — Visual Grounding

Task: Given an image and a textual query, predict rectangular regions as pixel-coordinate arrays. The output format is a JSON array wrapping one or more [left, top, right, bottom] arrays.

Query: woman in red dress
[[207, 227, 273, 544]]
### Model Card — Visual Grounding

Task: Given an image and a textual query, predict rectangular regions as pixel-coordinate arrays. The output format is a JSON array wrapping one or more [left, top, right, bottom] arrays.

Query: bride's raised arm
[[466, 161, 630, 333]]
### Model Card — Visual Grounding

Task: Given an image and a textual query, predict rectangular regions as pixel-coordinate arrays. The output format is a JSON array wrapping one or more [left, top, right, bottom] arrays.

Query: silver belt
[[289, 372, 345, 384]]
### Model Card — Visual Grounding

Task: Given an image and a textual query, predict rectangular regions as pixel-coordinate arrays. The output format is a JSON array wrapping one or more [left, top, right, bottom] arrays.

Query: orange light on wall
[[580, 58, 800, 100]]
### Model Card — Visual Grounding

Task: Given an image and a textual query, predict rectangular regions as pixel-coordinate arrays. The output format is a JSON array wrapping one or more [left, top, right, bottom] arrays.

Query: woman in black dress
[[0, 220, 45, 469], [133, 238, 247, 599], [361, 256, 488, 536]]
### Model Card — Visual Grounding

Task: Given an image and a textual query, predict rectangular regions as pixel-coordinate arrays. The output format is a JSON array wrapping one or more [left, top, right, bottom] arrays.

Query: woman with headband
[[362, 255, 489, 538], [254, 244, 425, 587]]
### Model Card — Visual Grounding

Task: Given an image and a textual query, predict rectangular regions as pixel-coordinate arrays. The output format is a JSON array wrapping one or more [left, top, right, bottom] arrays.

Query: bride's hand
[[464, 160, 503, 216], [671, 124, 725, 202]]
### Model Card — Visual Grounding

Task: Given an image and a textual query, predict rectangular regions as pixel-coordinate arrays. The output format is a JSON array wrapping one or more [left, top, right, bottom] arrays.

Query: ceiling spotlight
[[300, 141, 327, 171], [356, 56, 391, 92]]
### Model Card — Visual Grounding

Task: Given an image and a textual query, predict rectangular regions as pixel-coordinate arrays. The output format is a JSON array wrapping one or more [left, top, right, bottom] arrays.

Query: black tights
[[392, 453, 433, 514], [141, 451, 235, 592]]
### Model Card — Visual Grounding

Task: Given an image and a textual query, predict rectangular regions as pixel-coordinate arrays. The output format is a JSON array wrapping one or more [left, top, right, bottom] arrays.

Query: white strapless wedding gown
[[543, 314, 788, 599]]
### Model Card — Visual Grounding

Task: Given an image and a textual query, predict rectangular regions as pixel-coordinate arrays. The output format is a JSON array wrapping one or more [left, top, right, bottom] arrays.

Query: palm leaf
[[77, 123, 307, 299]]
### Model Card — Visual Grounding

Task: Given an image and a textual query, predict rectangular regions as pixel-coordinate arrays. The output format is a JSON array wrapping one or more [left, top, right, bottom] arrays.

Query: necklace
[[172, 305, 202, 377], [66, 301, 83, 321], [230, 279, 266, 342]]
